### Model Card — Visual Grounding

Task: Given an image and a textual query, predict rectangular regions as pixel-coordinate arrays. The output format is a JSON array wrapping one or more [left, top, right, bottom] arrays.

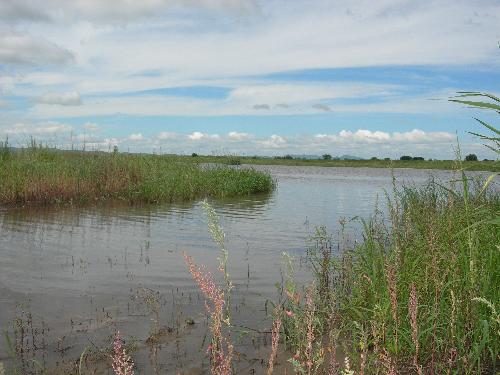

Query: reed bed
[[0, 146, 275, 206]]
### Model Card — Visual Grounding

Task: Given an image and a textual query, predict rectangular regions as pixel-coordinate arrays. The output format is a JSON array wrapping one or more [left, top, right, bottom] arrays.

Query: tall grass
[[274, 171, 498, 374], [334, 174, 499, 374], [0, 146, 275, 206]]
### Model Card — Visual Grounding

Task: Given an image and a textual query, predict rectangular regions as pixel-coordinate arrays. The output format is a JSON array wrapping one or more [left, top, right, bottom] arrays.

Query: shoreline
[[190, 155, 500, 172]]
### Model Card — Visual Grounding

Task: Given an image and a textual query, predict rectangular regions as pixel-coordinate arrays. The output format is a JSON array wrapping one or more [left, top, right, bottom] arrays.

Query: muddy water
[[0, 166, 497, 374]]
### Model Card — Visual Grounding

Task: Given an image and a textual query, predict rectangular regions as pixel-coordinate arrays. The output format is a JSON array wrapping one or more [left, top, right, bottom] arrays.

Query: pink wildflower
[[184, 252, 233, 375], [111, 331, 134, 375], [305, 287, 316, 375], [285, 310, 294, 317], [267, 309, 282, 375]]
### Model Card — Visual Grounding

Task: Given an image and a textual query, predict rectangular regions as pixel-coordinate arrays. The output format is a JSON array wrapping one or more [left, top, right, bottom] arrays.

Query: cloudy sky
[[1, 0, 499, 158]]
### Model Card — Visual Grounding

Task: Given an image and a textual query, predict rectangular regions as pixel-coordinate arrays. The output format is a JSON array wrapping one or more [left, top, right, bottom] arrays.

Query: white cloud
[[0, 0, 260, 24], [260, 134, 287, 148], [2, 1, 497, 121], [37, 91, 82, 106], [0, 1, 52, 23], [3, 121, 72, 135], [29, 84, 449, 118], [392, 129, 454, 143], [0, 30, 73, 66], [230, 83, 396, 106], [228, 131, 251, 140], [339, 129, 391, 142], [0, 127, 468, 159], [315, 129, 454, 144], [0, 75, 19, 94], [133, 130, 456, 157], [157, 131, 176, 140], [50, 0, 497, 82], [188, 131, 204, 140], [128, 133, 144, 141], [188, 131, 220, 140], [22, 72, 75, 86], [3, 1, 498, 89]]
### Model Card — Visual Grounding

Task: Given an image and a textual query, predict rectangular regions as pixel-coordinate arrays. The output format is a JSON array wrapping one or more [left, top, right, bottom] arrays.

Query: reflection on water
[[0, 165, 497, 373]]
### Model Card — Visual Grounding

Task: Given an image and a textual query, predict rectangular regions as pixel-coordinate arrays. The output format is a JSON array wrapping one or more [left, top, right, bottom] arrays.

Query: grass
[[273, 167, 499, 374], [330, 173, 499, 374], [186, 155, 500, 172], [0, 145, 275, 206]]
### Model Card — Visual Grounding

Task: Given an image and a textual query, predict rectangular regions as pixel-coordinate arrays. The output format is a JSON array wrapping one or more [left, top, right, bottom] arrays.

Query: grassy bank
[[327, 176, 499, 374], [188, 155, 500, 172], [0, 146, 275, 206]]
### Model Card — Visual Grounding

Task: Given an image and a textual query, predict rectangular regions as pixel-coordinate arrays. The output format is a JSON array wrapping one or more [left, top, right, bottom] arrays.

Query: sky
[[0, 0, 499, 159]]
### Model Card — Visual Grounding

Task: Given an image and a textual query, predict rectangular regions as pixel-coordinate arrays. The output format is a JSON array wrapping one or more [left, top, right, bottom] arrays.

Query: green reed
[[335, 172, 499, 374], [284, 170, 498, 374], [0, 146, 275, 206]]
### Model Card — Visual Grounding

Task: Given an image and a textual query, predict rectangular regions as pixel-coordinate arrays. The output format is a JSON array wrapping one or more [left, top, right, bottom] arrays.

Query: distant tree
[[400, 155, 412, 161], [113, 145, 119, 154], [384, 157, 391, 161], [370, 156, 378, 160], [322, 153, 332, 160], [284, 154, 293, 160], [465, 153, 478, 161], [412, 156, 424, 161], [191, 152, 198, 157]]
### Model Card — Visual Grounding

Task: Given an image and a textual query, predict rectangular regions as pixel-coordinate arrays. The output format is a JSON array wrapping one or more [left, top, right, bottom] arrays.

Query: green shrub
[[465, 153, 478, 161]]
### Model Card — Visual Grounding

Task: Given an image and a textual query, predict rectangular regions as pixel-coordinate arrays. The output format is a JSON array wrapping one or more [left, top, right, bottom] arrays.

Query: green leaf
[[474, 118, 500, 136], [455, 91, 500, 103], [449, 99, 500, 111], [479, 173, 499, 196]]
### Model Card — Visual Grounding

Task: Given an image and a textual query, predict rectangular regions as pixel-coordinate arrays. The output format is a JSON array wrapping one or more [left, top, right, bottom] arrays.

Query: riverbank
[[0, 147, 275, 206], [187, 155, 500, 172]]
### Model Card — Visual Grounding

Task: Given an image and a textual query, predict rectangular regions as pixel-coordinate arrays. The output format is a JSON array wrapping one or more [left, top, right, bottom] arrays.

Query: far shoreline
[[190, 155, 500, 172]]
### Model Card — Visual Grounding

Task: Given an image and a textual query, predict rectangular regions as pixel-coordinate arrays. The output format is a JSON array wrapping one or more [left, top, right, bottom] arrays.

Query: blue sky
[[0, 0, 499, 158]]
